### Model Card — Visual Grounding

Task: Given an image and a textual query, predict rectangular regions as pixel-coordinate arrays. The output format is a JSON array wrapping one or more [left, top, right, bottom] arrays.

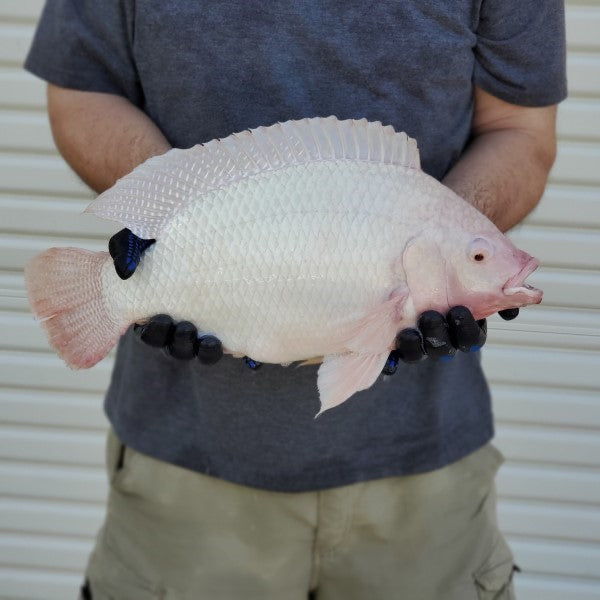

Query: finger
[[476, 319, 487, 348], [395, 328, 425, 363], [108, 228, 131, 260], [382, 351, 399, 375], [109, 229, 136, 280], [134, 314, 174, 348], [108, 228, 155, 280], [446, 306, 482, 352], [197, 335, 224, 365], [498, 307, 519, 321], [168, 321, 198, 360], [418, 310, 456, 361], [244, 357, 262, 370]]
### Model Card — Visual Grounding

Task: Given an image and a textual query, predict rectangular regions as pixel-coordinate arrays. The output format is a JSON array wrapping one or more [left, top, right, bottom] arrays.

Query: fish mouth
[[503, 257, 542, 301]]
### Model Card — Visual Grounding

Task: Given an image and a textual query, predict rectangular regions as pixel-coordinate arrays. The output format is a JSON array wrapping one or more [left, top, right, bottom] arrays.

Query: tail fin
[[25, 248, 128, 369]]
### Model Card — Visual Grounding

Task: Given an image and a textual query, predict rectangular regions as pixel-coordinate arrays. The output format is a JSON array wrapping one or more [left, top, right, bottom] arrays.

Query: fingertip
[[418, 311, 455, 360], [114, 260, 135, 280], [476, 319, 487, 347], [108, 228, 132, 260], [197, 335, 223, 365], [169, 321, 198, 360], [382, 351, 399, 375], [446, 306, 480, 352], [244, 356, 262, 370], [138, 314, 174, 348], [499, 308, 519, 321], [395, 328, 425, 363], [418, 310, 446, 331]]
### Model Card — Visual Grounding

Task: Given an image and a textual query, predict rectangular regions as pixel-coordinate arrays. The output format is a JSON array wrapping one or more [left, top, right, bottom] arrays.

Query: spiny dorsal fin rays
[[86, 116, 421, 240]]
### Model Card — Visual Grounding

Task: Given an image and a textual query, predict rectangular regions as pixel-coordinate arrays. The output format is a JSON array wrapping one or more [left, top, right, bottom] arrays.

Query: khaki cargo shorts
[[81, 429, 516, 599]]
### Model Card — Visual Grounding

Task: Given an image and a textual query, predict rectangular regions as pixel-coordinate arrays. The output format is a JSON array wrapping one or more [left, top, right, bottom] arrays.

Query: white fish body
[[108, 161, 435, 360], [26, 117, 542, 413]]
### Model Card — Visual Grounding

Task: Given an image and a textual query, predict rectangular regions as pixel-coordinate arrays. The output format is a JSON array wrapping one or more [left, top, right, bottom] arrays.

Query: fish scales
[[25, 117, 543, 413]]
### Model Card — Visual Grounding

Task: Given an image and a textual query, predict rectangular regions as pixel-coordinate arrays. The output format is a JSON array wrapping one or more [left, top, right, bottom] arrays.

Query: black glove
[[109, 228, 155, 280], [382, 305, 519, 374], [134, 314, 224, 364]]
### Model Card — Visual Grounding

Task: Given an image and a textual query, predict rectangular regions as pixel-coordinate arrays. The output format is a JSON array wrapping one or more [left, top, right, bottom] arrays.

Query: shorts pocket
[[106, 428, 192, 511], [106, 428, 128, 486], [106, 429, 158, 499], [473, 536, 516, 600]]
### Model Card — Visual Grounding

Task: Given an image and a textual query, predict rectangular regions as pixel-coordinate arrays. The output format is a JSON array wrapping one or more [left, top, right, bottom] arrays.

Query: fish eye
[[468, 237, 493, 263]]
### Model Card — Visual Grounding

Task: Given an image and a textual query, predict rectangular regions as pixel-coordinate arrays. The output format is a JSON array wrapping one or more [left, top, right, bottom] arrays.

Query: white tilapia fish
[[26, 116, 542, 413]]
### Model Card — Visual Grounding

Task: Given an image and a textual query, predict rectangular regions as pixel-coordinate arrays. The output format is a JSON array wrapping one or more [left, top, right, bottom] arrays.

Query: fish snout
[[516, 249, 535, 270], [502, 255, 543, 305]]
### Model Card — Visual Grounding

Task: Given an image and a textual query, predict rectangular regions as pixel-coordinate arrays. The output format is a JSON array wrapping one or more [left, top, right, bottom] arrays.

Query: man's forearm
[[442, 129, 556, 232], [443, 87, 557, 233], [47, 84, 171, 193], [48, 84, 557, 233]]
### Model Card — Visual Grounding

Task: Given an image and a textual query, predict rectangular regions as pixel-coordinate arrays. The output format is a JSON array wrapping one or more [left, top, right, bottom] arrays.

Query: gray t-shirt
[[26, 0, 566, 491]]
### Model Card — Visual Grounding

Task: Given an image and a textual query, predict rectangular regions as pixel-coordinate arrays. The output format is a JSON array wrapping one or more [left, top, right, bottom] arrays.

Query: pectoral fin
[[316, 351, 390, 416], [336, 286, 409, 355]]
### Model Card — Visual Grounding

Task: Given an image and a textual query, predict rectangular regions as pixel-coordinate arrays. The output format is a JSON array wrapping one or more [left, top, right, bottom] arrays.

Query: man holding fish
[[25, 1, 566, 598]]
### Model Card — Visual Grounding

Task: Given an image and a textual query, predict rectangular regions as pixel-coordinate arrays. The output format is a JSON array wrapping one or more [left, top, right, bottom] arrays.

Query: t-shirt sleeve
[[474, 0, 567, 106], [24, 0, 142, 105]]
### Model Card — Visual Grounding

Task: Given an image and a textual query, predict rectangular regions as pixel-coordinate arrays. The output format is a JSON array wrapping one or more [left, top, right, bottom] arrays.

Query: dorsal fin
[[86, 116, 421, 239]]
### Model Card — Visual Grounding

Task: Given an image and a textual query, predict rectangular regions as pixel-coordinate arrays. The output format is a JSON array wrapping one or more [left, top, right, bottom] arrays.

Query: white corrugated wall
[[0, 1, 599, 597]]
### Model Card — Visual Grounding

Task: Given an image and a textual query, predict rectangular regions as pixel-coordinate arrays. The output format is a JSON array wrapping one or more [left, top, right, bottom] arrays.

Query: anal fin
[[316, 352, 390, 416]]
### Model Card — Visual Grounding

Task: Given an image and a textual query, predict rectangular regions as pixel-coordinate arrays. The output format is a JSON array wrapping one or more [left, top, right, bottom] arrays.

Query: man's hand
[[397, 306, 487, 363], [109, 228, 156, 280], [134, 315, 224, 364], [382, 306, 519, 374], [109, 229, 224, 364]]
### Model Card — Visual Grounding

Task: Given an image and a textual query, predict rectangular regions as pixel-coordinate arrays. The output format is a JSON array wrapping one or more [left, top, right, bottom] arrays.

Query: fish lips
[[502, 257, 543, 305]]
